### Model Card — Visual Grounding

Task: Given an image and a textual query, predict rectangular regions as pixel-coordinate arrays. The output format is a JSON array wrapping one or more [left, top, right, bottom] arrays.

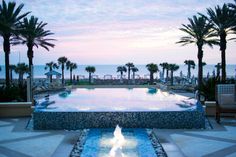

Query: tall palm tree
[[9, 64, 16, 82], [66, 61, 77, 83], [14, 63, 29, 85], [131, 67, 138, 84], [146, 63, 158, 85], [159, 62, 168, 79], [58, 56, 68, 84], [117, 66, 127, 83], [215, 63, 221, 79], [184, 60, 195, 79], [0, 0, 29, 87], [202, 4, 235, 82], [85, 66, 95, 84], [169, 64, 180, 85], [177, 15, 217, 88], [17, 16, 55, 79], [45, 61, 58, 83], [125, 62, 134, 84]]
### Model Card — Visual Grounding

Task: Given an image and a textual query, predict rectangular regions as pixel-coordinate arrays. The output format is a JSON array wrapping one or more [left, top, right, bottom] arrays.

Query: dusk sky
[[0, 0, 235, 65]]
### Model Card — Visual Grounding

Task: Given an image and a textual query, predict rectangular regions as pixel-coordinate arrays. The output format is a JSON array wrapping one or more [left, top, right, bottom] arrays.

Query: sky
[[0, 0, 235, 65]]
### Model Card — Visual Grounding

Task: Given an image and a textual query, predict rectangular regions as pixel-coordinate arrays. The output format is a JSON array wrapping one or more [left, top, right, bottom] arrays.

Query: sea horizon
[[0, 64, 235, 79]]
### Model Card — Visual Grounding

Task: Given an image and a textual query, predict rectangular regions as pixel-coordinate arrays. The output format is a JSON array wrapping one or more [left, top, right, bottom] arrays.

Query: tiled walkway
[[0, 117, 236, 157], [154, 118, 236, 157]]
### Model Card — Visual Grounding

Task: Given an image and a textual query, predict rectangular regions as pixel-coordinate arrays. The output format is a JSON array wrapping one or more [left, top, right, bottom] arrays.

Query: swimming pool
[[33, 88, 205, 130], [36, 88, 197, 112]]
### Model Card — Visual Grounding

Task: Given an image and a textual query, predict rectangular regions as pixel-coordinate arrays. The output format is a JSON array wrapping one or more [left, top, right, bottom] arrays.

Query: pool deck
[[0, 117, 236, 157], [0, 90, 235, 157]]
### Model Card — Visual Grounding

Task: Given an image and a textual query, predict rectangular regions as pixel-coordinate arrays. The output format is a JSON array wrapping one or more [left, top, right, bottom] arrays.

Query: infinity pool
[[37, 88, 197, 112], [34, 88, 205, 130]]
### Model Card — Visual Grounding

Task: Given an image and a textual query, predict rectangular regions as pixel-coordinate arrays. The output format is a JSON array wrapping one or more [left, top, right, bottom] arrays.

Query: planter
[[0, 102, 33, 117], [204, 101, 216, 116]]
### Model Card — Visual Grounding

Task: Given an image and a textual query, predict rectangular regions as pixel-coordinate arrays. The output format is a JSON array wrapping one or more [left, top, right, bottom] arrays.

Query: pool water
[[80, 129, 157, 157], [37, 88, 197, 112]]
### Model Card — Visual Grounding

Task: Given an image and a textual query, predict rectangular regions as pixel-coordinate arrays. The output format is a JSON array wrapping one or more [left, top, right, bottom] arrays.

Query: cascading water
[[109, 125, 125, 157]]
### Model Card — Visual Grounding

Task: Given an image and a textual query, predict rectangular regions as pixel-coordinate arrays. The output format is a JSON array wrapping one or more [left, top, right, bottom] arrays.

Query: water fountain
[[109, 125, 125, 157], [70, 125, 166, 157]]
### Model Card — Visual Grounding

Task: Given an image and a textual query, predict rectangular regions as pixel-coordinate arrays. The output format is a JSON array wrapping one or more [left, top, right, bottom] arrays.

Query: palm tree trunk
[[150, 72, 153, 85], [3, 36, 10, 87], [221, 50, 226, 83], [220, 33, 227, 83], [18, 74, 21, 85], [162, 68, 165, 79], [27, 44, 34, 75], [89, 72, 91, 84], [197, 46, 203, 88], [27, 44, 34, 101], [171, 71, 174, 85], [128, 68, 130, 83], [19, 73, 23, 85], [62, 65, 64, 85], [132, 72, 135, 84], [70, 69, 72, 83], [10, 69, 13, 83], [166, 69, 169, 82], [188, 64, 191, 79], [120, 71, 123, 83], [217, 67, 220, 79], [49, 67, 52, 83]]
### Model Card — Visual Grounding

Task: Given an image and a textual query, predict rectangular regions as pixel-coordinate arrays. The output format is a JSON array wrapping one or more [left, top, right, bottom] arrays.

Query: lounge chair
[[215, 84, 236, 123]]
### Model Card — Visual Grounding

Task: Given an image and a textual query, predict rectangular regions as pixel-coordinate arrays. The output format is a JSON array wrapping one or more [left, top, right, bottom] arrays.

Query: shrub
[[0, 84, 27, 102]]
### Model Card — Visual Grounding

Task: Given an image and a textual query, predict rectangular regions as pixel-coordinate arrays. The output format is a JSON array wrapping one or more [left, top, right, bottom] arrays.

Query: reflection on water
[[58, 89, 71, 98], [147, 88, 157, 95], [37, 88, 197, 112]]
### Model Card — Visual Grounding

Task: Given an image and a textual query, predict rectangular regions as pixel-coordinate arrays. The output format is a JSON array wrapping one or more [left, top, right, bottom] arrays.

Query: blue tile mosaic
[[33, 105, 205, 130]]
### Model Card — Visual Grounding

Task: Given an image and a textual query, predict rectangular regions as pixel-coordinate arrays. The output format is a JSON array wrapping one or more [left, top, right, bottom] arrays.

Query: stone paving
[[0, 117, 236, 157]]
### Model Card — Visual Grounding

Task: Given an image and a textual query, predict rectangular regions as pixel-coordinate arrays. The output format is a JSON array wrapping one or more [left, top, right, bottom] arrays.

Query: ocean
[[0, 64, 235, 79]]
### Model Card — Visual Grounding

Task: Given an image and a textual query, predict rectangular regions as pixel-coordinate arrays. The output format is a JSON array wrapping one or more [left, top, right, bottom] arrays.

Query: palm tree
[[177, 15, 217, 88], [131, 67, 138, 84], [184, 60, 195, 79], [159, 62, 168, 79], [45, 61, 58, 83], [169, 64, 180, 85], [17, 16, 55, 81], [117, 66, 127, 83], [0, 0, 29, 87], [14, 63, 29, 85], [9, 64, 16, 82], [58, 56, 68, 84], [66, 61, 77, 83], [125, 62, 134, 84], [85, 66, 95, 84], [146, 63, 158, 85], [215, 63, 221, 79], [202, 4, 235, 82]]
